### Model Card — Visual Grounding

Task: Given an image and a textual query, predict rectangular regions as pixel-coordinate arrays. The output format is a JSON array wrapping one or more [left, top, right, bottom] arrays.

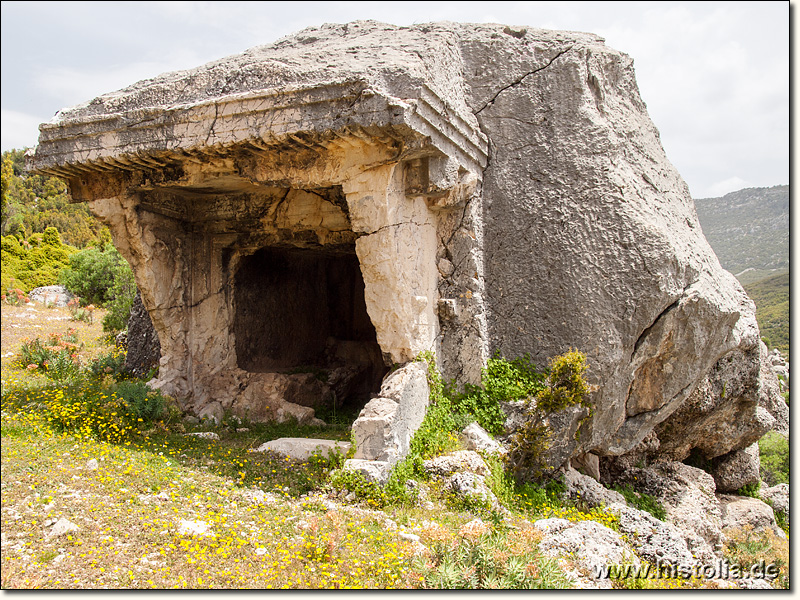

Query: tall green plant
[[59, 244, 128, 306], [102, 259, 136, 333]]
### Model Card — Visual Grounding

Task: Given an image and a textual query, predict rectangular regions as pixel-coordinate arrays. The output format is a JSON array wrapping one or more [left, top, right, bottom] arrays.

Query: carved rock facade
[[29, 21, 777, 468]]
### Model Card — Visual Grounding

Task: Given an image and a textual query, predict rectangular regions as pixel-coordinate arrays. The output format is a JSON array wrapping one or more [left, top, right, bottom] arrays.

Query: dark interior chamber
[[234, 245, 387, 413]]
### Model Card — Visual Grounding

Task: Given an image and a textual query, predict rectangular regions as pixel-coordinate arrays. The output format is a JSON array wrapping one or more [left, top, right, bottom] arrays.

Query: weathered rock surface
[[253, 438, 350, 461], [351, 362, 429, 464], [460, 422, 504, 455], [717, 494, 785, 538], [611, 461, 722, 563], [536, 518, 638, 588], [177, 519, 212, 537], [29, 20, 774, 471], [444, 472, 501, 509], [342, 459, 391, 485], [570, 452, 601, 481], [655, 342, 787, 463], [758, 483, 789, 524], [607, 503, 697, 568], [769, 349, 789, 393], [562, 467, 626, 508], [28, 285, 73, 307], [711, 443, 760, 493], [423, 450, 490, 480], [125, 291, 161, 378], [47, 518, 79, 538], [504, 400, 590, 482]]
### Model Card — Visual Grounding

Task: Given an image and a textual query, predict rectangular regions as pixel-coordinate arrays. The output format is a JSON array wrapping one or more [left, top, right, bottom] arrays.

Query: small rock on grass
[[177, 519, 212, 537], [47, 518, 79, 538], [183, 432, 220, 440]]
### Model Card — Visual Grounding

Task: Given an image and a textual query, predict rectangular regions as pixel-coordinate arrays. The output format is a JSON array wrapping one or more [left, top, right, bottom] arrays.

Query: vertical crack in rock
[[206, 104, 220, 145]]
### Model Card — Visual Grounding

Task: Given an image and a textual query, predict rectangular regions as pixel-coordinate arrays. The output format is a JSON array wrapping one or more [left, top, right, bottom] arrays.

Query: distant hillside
[[743, 272, 789, 359], [694, 185, 789, 284]]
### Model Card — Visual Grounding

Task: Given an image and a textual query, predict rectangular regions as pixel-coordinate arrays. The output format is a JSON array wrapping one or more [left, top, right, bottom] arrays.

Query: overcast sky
[[0, 1, 789, 198]]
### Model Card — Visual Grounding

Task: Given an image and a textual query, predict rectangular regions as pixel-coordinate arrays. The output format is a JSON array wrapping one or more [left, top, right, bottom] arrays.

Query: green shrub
[[448, 353, 546, 435], [19, 332, 82, 382], [536, 350, 590, 412], [735, 481, 761, 498], [59, 244, 129, 306], [86, 347, 129, 380], [113, 381, 166, 423], [0, 227, 74, 292], [758, 432, 789, 486], [102, 258, 136, 333]]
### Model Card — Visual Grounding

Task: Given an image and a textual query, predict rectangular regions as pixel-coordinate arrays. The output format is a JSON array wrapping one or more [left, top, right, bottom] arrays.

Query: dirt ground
[[1, 303, 110, 376]]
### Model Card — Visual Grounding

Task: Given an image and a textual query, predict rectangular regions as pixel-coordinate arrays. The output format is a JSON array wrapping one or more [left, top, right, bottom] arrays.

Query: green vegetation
[[534, 349, 590, 412], [609, 483, 666, 520], [734, 481, 761, 498], [1, 227, 76, 293], [743, 272, 789, 358], [506, 350, 592, 483], [58, 245, 129, 307], [723, 527, 789, 589], [411, 527, 569, 589], [329, 350, 612, 533], [694, 185, 788, 278], [758, 431, 789, 486], [2, 149, 109, 247], [1, 150, 135, 333]]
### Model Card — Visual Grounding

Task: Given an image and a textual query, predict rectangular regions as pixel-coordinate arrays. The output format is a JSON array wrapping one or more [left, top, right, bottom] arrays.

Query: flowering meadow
[[1, 301, 747, 590]]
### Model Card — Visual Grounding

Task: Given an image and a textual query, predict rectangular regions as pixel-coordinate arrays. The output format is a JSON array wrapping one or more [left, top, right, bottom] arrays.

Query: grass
[[1, 299, 789, 589], [0, 307, 583, 589], [723, 526, 790, 589], [0, 411, 413, 589], [743, 272, 789, 359]]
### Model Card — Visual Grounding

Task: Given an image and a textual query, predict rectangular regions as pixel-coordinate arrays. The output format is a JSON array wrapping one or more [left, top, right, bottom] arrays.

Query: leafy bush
[[86, 347, 129, 380], [59, 244, 130, 306], [66, 296, 95, 323], [18, 331, 82, 381], [447, 353, 546, 435], [758, 432, 788, 486], [0, 227, 75, 292], [2, 149, 109, 247], [735, 481, 761, 498], [3, 288, 29, 305], [535, 350, 590, 412], [102, 259, 136, 333], [505, 350, 591, 483], [113, 381, 166, 423]]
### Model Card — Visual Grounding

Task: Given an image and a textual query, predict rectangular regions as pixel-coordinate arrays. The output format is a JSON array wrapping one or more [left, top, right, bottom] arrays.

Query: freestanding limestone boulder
[[28, 20, 777, 470], [28, 285, 73, 307]]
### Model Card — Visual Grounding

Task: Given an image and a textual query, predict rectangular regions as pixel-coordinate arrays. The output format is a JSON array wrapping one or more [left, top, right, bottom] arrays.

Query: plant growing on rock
[[535, 350, 590, 413], [506, 350, 592, 483]]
